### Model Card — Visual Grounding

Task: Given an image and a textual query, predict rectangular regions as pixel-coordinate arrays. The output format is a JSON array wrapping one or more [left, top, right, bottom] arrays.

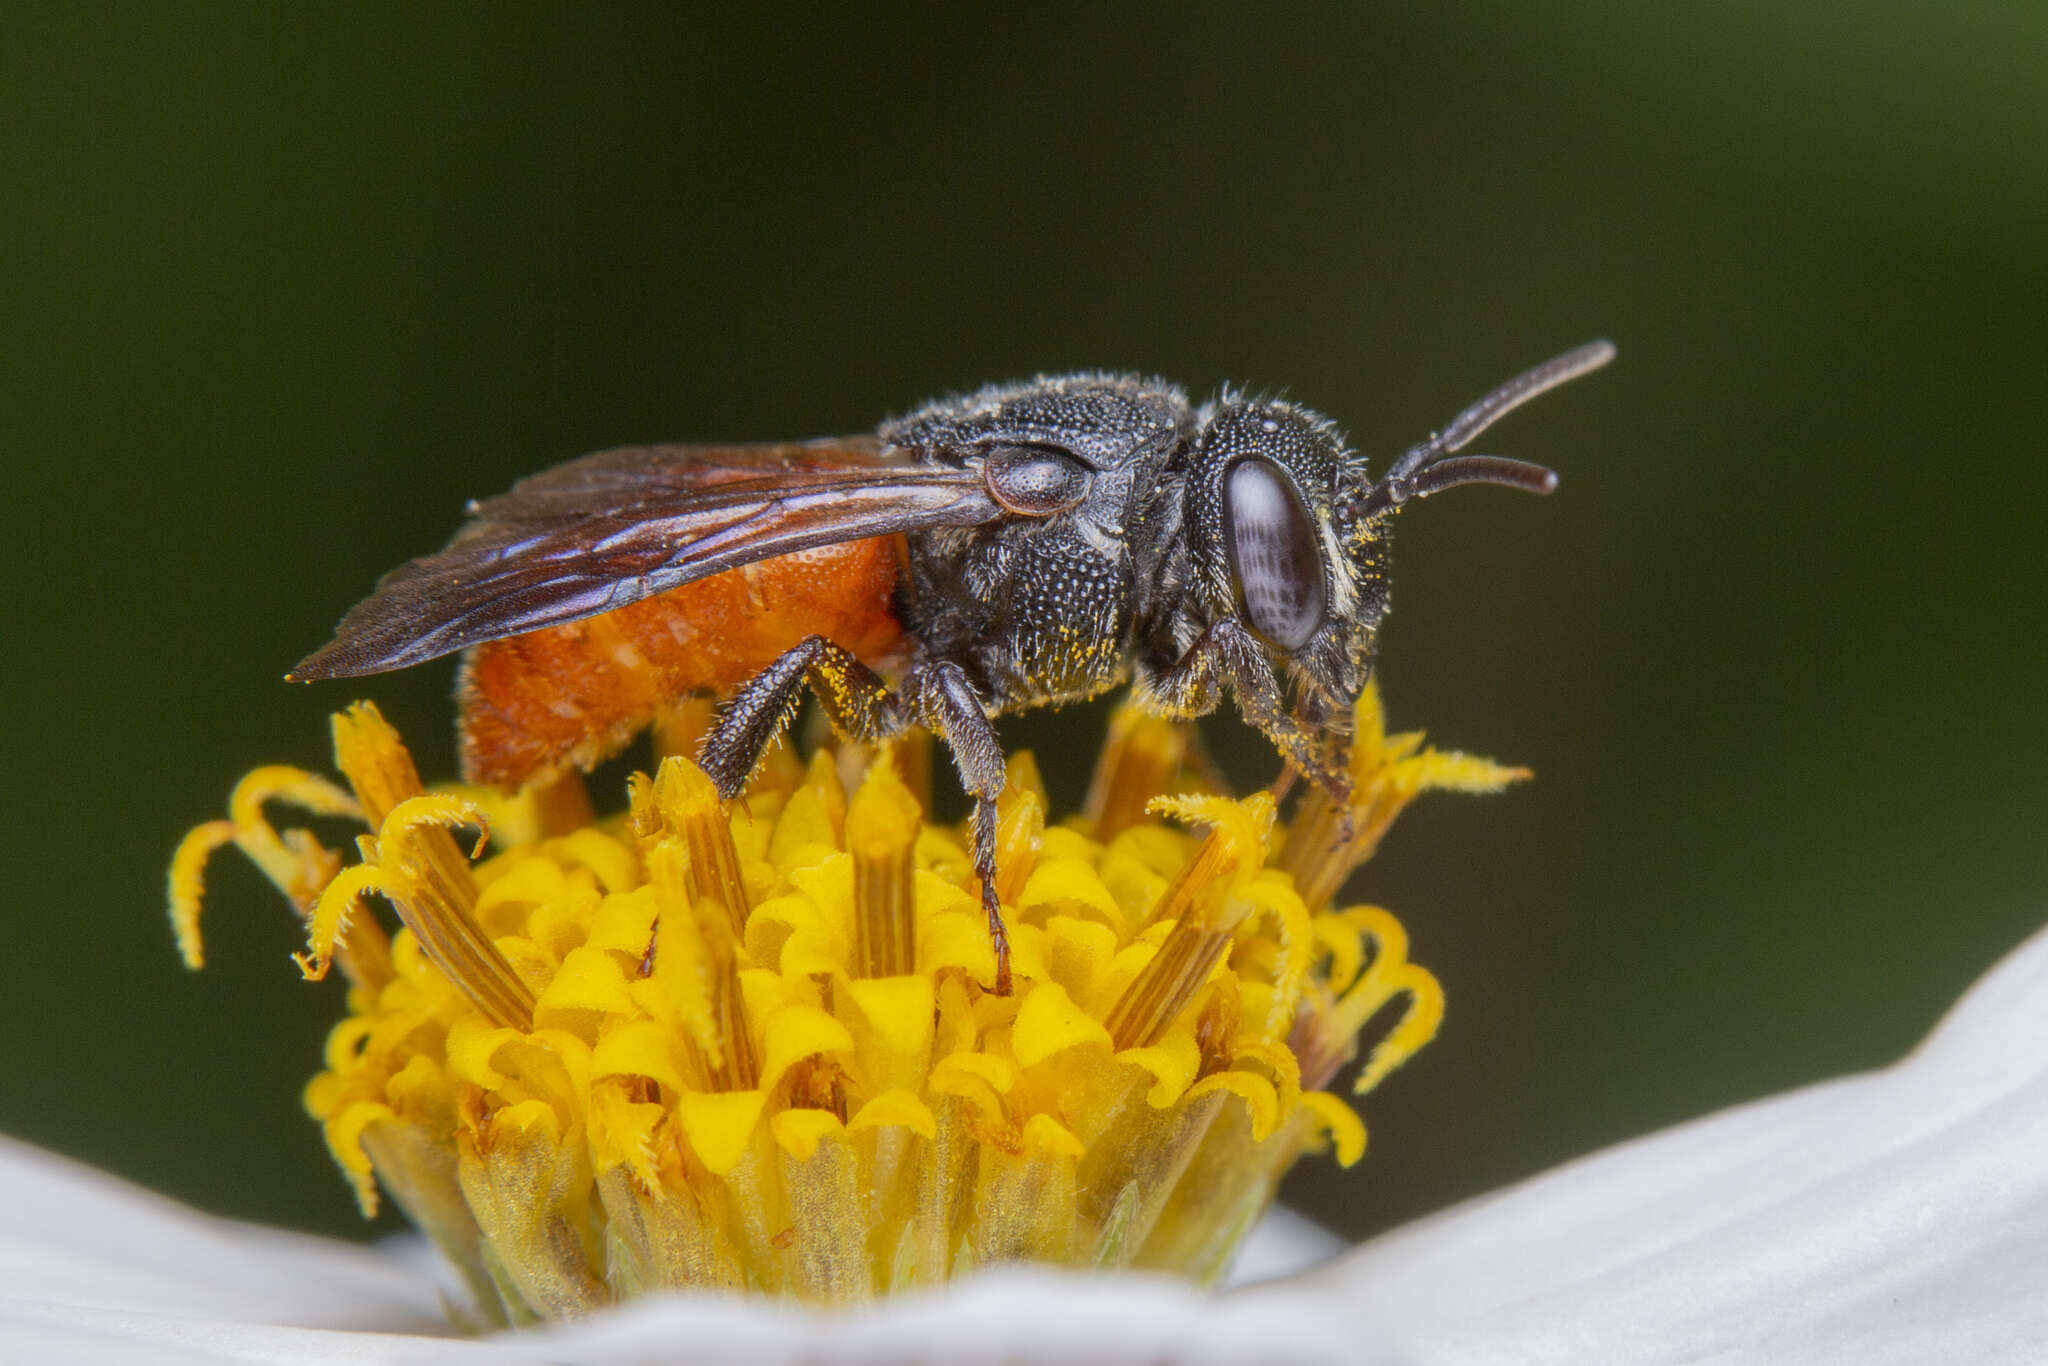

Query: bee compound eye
[[982, 444, 1091, 516], [1224, 458, 1328, 652]]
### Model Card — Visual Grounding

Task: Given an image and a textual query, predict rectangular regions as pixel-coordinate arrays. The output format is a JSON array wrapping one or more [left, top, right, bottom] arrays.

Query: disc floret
[[171, 686, 1522, 1321]]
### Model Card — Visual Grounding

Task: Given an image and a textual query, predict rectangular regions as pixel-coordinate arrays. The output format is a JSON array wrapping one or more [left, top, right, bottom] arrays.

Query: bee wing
[[291, 437, 999, 678]]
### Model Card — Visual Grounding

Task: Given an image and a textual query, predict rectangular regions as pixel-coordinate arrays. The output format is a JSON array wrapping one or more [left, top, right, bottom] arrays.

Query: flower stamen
[[1104, 794, 1273, 1051], [325, 702, 536, 1028], [1083, 707, 1215, 841], [632, 758, 759, 1090], [848, 759, 919, 979], [371, 793, 535, 1031], [1277, 685, 1530, 910], [168, 761, 391, 988]]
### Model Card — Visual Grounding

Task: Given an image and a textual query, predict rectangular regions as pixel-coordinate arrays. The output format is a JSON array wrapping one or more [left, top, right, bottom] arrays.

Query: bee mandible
[[293, 340, 1616, 993]]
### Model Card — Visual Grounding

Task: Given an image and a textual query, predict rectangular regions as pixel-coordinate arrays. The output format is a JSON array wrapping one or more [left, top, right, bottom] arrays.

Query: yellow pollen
[[174, 681, 1515, 1322]]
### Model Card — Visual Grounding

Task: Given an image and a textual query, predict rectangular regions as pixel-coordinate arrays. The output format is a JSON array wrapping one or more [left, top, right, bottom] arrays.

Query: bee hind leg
[[910, 662, 1012, 997], [698, 635, 908, 798]]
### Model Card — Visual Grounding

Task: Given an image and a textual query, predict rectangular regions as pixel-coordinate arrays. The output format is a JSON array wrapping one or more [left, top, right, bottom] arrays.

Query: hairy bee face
[[1179, 398, 1381, 730]]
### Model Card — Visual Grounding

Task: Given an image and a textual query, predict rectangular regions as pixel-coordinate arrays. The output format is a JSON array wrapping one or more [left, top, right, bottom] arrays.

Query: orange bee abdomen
[[457, 536, 907, 790]]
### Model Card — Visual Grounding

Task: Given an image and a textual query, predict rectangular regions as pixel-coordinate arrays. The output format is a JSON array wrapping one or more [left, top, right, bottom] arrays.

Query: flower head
[[170, 686, 1523, 1323]]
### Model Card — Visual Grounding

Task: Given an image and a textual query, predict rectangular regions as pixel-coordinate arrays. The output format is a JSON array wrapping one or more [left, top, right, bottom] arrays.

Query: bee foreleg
[[1141, 619, 1332, 789], [911, 662, 1012, 997], [699, 636, 907, 799], [1141, 619, 1271, 719]]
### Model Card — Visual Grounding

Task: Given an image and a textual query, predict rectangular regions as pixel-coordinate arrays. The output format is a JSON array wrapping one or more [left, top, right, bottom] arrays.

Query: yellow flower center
[[169, 685, 1525, 1322]]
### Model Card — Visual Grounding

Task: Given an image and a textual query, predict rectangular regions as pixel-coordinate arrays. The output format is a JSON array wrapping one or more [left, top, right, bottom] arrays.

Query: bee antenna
[[1351, 454, 1559, 519], [1346, 339, 1613, 521]]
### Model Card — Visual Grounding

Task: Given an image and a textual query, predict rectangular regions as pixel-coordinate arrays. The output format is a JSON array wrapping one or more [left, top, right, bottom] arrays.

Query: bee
[[293, 340, 1614, 992]]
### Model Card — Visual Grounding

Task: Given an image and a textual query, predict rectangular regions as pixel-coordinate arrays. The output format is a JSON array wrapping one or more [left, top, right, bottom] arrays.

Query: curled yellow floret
[[175, 684, 1522, 1322]]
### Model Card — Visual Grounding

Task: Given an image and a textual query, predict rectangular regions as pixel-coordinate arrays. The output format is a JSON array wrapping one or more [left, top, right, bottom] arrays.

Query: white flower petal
[[514, 1270, 1369, 1366], [1223, 1205, 1346, 1286], [0, 1133, 1360, 1363], [0, 1298, 518, 1366], [0, 1136, 448, 1332], [1322, 922, 2048, 1365]]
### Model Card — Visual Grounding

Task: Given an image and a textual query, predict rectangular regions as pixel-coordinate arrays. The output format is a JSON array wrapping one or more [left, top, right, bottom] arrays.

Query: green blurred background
[[4, 6, 2043, 1244]]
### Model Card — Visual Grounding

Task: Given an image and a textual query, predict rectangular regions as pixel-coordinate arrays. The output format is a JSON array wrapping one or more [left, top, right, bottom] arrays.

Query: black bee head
[[1189, 397, 1380, 727], [1188, 338, 1615, 750]]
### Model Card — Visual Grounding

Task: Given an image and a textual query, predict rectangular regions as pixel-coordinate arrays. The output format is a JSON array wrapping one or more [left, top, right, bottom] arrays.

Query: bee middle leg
[[697, 639, 1015, 995], [909, 661, 1011, 996]]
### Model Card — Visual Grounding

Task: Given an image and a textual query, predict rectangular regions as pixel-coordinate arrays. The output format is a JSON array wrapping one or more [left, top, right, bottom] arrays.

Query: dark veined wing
[[291, 437, 1001, 678]]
